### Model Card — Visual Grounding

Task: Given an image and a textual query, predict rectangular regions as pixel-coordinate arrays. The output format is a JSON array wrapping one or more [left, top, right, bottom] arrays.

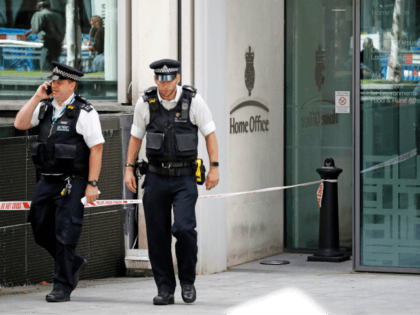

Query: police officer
[[125, 59, 219, 305], [14, 62, 104, 302]]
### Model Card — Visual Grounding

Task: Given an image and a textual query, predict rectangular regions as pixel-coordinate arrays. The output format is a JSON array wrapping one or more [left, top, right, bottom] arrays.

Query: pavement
[[1, 253, 420, 314]]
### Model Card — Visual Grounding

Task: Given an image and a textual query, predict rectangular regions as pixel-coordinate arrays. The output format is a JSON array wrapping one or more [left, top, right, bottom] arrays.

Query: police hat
[[47, 61, 84, 81], [150, 59, 180, 82]]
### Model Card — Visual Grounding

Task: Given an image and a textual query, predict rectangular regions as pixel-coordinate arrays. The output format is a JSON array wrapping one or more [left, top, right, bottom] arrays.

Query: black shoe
[[73, 259, 87, 289], [181, 284, 196, 303], [45, 289, 71, 302], [153, 291, 175, 305]]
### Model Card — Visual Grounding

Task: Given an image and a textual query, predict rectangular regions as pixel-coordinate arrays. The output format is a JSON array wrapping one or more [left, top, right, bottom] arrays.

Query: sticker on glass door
[[335, 91, 350, 113]]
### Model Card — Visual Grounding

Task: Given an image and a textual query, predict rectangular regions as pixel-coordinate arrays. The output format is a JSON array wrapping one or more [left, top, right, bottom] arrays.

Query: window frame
[[0, 0, 131, 105]]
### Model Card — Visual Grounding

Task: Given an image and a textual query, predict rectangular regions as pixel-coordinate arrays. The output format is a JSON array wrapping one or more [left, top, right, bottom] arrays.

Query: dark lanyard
[[48, 97, 75, 138]]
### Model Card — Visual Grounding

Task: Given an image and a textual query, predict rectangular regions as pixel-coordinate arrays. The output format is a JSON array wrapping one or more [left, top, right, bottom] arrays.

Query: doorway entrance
[[285, 0, 353, 251]]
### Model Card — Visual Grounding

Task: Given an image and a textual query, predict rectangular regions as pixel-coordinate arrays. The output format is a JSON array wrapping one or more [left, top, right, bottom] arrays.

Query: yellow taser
[[195, 159, 206, 185]]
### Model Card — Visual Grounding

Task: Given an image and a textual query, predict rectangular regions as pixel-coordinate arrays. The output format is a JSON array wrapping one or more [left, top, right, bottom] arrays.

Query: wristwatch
[[125, 164, 135, 168], [210, 161, 219, 167], [88, 180, 99, 187]]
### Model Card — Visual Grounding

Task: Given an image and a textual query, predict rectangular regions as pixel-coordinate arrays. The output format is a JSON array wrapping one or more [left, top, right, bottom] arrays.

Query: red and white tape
[[0, 202, 31, 210], [0, 179, 337, 211], [317, 181, 324, 208], [361, 148, 417, 174]]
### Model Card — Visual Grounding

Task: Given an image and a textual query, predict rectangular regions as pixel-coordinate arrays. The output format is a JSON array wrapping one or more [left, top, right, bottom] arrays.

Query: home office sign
[[230, 46, 270, 135], [230, 100, 269, 134]]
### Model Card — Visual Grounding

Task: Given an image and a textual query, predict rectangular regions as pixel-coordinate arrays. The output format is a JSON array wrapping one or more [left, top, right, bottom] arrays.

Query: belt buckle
[[162, 162, 171, 169]]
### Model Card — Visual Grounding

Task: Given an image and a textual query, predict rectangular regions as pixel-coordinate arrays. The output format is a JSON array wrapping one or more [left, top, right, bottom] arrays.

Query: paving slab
[[1, 253, 420, 314]]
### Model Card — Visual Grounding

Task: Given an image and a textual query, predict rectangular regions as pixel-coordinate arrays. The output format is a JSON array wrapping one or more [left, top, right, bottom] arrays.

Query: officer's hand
[[35, 81, 52, 99], [206, 167, 219, 190], [85, 185, 99, 203], [125, 168, 137, 193]]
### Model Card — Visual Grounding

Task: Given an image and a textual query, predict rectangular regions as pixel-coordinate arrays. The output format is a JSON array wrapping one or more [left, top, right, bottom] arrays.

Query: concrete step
[[124, 249, 153, 277]]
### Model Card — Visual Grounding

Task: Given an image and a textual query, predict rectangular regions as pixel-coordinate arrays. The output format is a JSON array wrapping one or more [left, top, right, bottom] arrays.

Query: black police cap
[[47, 61, 84, 81], [150, 59, 181, 82]]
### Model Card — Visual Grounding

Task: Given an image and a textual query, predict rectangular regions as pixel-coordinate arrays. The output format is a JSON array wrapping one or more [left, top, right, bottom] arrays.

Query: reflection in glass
[[360, 0, 420, 268], [24, 1, 65, 72], [0, 0, 117, 100]]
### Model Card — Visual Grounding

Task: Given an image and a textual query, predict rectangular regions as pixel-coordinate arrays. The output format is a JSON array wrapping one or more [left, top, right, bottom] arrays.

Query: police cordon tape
[[361, 148, 417, 174], [2, 147, 414, 214], [0, 148, 414, 210], [3, 145, 418, 213], [0, 179, 337, 211], [0, 179, 338, 230]]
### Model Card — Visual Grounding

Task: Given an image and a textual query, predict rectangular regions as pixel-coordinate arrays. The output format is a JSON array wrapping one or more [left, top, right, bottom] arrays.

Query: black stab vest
[[31, 96, 91, 176], [144, 86, 198, 164]]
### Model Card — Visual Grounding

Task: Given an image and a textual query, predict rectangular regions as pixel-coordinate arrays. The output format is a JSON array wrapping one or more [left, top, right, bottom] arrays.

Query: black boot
[[46, 289, 71, 302], [153, 291, 175, 305], [181, 284, 196, 303]]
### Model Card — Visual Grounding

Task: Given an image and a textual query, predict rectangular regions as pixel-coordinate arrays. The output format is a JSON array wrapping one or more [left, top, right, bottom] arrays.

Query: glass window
[[285, 0, 353, 250], [0, 0, 117, 100], [360, 0, 420, 269]]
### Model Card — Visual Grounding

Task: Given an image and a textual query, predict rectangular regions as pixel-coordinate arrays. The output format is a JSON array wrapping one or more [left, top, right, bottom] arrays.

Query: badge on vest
[[174, 112, 187, 123], [57, 125, 70, 132]]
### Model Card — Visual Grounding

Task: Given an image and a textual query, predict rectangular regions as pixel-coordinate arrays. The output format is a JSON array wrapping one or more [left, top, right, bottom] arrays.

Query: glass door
[[356, 0, 420, 272], [285, 0, 353, 250]]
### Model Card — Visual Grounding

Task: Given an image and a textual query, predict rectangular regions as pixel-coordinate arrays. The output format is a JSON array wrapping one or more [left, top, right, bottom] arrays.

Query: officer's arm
[[125, 136, 142, 193], [85, 143, 103, 203], [88, 143, 103, 182], [205, 132, 219, 190], [15, 82, 51, 130], [127, 136, 142, 166]]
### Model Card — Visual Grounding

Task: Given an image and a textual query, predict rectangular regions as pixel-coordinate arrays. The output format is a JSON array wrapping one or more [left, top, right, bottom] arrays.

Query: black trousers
[[142, 171, 198, 294], [28, 177, 87, 294]]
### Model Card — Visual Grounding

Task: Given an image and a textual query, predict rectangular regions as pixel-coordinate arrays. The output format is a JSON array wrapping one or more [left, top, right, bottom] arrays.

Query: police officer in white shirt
[[14, 62, 104, 302], [125, 59, 219, 305]]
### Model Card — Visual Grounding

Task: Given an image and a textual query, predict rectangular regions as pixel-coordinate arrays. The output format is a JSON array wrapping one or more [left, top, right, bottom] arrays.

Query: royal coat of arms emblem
[[245, 46, 255, 96]]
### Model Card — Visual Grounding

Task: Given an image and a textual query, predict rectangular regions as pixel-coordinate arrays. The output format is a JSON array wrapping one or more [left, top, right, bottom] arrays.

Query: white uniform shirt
[[131, 85, 216, 139], [30, 93, 105, 148]]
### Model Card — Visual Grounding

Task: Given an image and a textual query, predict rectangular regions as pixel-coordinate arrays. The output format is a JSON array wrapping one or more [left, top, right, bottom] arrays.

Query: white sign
[[335, 91, 350, 114]]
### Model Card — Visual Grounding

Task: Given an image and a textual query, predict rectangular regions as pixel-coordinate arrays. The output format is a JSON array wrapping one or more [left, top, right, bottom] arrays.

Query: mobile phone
[[46, 85, 52, 95]]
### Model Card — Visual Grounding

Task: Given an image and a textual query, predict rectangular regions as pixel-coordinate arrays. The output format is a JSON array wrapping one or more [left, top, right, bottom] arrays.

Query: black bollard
[[308, 158, 350, 262]]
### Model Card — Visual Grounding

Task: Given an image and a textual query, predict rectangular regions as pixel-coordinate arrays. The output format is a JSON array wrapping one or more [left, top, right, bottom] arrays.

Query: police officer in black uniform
[[125, 59, 220, 305], [14, 62, 104, 302]]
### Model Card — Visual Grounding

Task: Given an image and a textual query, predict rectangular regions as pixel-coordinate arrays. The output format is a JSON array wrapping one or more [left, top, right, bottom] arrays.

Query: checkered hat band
[[53, 68, 79, 81], [154, 66, 179, 74]]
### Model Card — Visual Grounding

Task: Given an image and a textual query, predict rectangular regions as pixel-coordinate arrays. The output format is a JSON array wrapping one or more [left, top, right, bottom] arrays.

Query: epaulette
[[75, 95, 93, 112], [80, 103, 93, 113], [182, 85, 197, 97], [142, 86, 158, 102], [142, 87, 159, 111], [75, 94, 92, 105], [144, 86, 158, 95], [40, 97, 53, 105]]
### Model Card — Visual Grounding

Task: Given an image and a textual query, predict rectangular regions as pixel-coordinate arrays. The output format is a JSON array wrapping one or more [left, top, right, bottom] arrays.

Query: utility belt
[[148, 164, 195, 176], [136, 159, 206, 184], [149, 161, 195, 168]]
